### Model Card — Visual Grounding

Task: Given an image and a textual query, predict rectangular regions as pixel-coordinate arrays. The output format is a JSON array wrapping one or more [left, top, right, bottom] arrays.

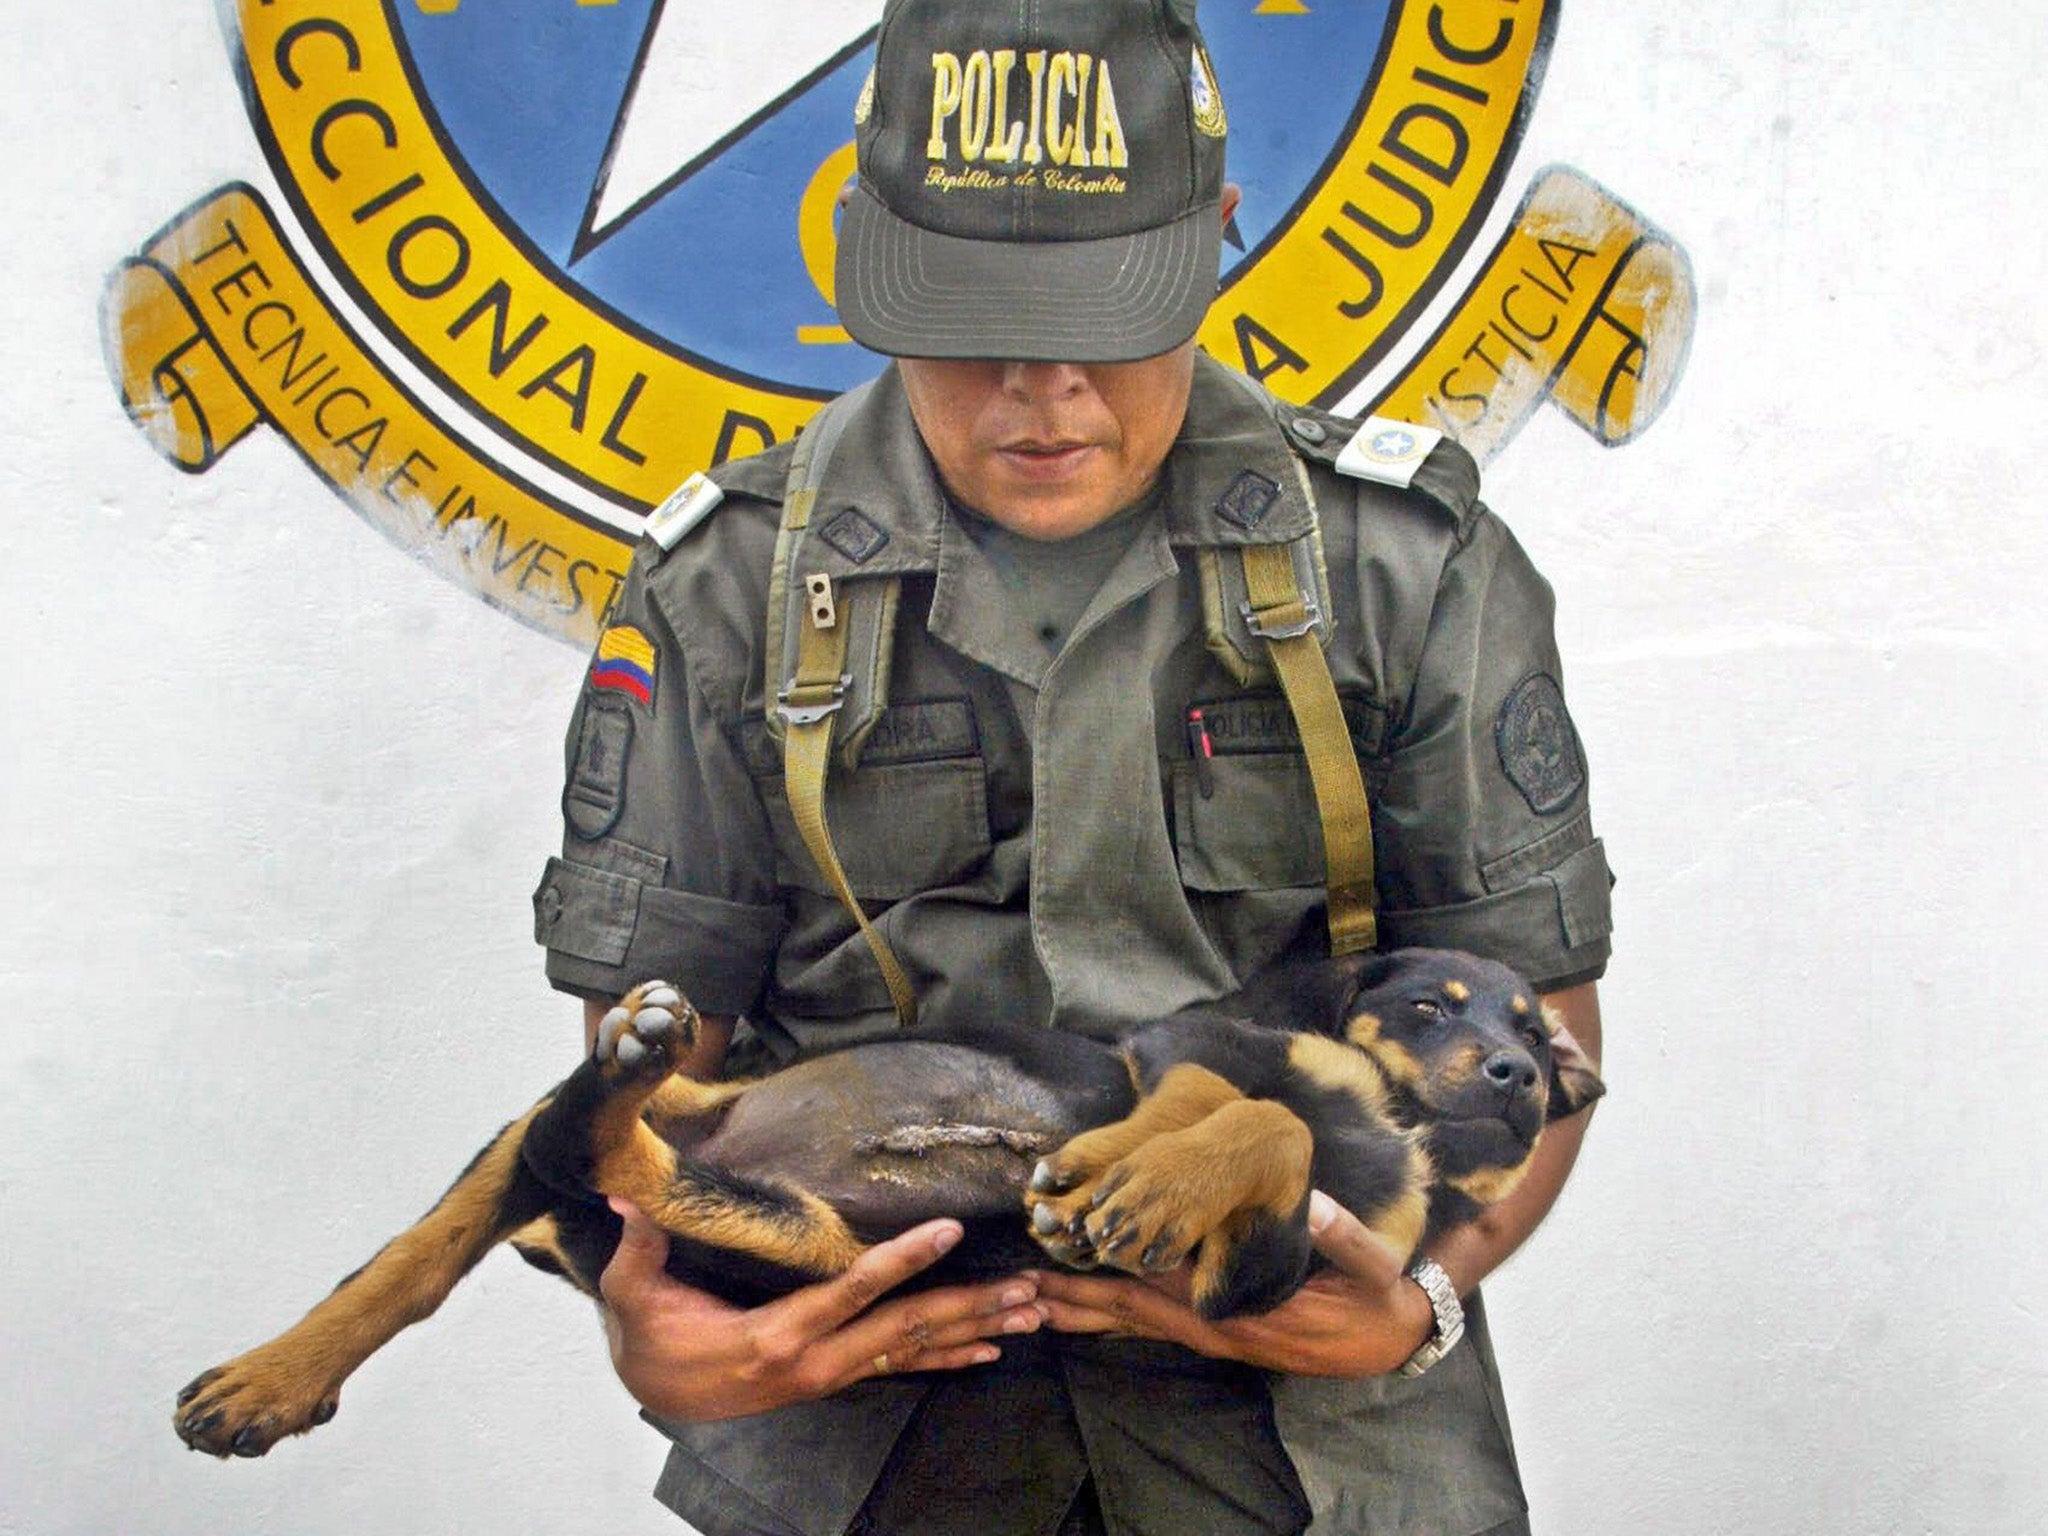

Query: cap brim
[[835, 183, 1222, 363]]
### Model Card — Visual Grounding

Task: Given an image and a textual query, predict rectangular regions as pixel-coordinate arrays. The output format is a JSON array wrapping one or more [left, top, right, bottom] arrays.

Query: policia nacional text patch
[[1494, 672, 1585, 815]]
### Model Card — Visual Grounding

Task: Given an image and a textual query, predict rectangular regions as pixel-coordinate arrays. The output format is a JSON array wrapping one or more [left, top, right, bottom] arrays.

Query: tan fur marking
[[506, 1216, 594, 1298], [1432, 1045, 1489, 1094], [646, 1182, 868, 1278], [1077, 1099, 1314, 1276], [177, 1099, 552, 1454], [639, 1074, 751, 1137], [580, 1011, 874, 1280], [593, 1081, 867, 1280], [1344, 1010, 1381, 1045], [1443, 980, 1470, 1003], [1189, 1207, 1271, 1313], [1366, 1035, 1428, 1094], [1511, 994, 1531, 1016], [1447, 1148, 1537, 1208], [1044, 1063, 1246, 1177], [1289, 1033, 1394, 1118], [1364, 1160, 1431, 1265], [1029, 1066, 1272, 1261], [592, 1120, 685, 1209]]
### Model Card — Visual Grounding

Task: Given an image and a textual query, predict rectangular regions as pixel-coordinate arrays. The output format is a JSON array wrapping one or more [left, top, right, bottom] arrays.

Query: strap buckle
[[777, 674, 852, 727], [1239, 593, 1324, 641]]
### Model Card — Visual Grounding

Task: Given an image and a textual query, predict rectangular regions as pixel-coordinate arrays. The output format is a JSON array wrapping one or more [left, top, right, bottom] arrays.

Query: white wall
[[4, 4, 2044, 1534]]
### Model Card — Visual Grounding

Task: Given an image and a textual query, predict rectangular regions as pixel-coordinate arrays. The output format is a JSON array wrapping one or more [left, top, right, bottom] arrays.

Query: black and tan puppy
[[1023, 948, 1604, 1317], [174, 948, 1601, 1459]]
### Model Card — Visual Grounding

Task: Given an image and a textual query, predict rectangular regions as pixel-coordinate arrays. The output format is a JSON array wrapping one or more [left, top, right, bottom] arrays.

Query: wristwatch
[[1396, 1259, 1465, 1377]]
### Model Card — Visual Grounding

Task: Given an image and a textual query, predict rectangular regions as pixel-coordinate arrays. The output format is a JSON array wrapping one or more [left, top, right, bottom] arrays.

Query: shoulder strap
[[763, 382, 899, 763], [1238, 540, 1379, 957], [1203, 367, 1382, 955], [769, 393, 918, 1026]]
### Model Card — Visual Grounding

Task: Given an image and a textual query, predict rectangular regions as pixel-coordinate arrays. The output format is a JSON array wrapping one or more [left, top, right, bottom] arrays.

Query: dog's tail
[[174, 1099, 556, 1458]]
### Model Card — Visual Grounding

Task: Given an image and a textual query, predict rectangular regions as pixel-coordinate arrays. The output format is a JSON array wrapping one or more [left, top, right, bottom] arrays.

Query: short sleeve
[[1372, 508, 1613, 990], [533, 556, 787, 1013]]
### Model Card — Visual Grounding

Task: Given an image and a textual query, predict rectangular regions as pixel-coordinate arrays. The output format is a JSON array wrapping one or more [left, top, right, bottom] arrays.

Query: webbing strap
[[781, 571, 920, 1026], [1239, 542, 1379, 955], [768, 395, 919, 1024]]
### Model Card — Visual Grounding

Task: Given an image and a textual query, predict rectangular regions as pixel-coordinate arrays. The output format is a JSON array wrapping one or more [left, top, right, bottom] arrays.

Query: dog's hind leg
[[175, 1100, 557, 1458], [524, 981, 869, 1285]]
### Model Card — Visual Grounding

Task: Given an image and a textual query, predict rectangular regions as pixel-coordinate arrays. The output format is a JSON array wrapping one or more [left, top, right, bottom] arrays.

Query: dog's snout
[[1483, 1050, 1537, 1093]]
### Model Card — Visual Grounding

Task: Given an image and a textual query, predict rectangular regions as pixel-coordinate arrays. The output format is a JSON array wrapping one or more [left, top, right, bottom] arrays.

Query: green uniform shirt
[[534, 355, 1612, 1536]]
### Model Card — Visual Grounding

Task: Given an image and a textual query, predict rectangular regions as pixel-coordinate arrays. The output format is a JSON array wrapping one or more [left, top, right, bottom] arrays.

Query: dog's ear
[[1542, 1008, 1606, 1119], [1233, 949, 1389, 1036]]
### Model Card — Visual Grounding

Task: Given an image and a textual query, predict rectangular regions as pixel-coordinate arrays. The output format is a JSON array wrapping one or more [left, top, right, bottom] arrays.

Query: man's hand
[[599, 1198, 1047, 1422], [1030, 1192, 1436, 1377], [1034, 982, 1603, 1375]]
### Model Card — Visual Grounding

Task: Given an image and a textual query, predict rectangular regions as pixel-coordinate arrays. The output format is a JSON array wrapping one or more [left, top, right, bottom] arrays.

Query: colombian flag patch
[[589, 625, 657, 707]]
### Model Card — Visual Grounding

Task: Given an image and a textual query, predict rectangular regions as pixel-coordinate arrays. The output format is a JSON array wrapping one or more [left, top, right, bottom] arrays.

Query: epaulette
[[638, 438, 797, 556], [1276, 404, 1480, 532]]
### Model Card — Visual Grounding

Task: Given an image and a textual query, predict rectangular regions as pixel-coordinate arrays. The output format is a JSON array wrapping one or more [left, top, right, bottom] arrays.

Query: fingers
[[832, 1268, 1048, 1384], [1028, 1269, 1188, 1344], [1304, 1192, 1407, 1291], [782, 1219, 966, 1334], [599, 1197, 673, 1305], [840, 1272, 1048, 1382]]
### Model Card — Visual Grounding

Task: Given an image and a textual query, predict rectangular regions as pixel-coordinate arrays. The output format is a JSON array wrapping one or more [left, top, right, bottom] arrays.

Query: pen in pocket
[[1185, 707, 1215, 799]]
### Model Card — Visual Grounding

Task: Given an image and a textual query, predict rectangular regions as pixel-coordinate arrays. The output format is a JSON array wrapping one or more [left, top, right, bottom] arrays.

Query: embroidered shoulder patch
[[589, 624, 657, 707], [1215, 469, 1280, 530], [563, 698, 633, 841], [817, 507, 890, 563], [1495, 673, 1585, 814]]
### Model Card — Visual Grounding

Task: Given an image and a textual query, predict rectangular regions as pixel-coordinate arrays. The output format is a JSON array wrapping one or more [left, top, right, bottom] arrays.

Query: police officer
[[533, 2, 1611, 1532]]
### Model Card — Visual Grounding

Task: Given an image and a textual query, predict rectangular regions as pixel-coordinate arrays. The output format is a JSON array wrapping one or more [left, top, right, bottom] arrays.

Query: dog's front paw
[[1029, 1138, 1216, 1276], [174, 1351, 340, 1458], [593, 981, 699, 1082], [1023, 1127, 1157, 1271], [1024, 1135, 1108, 1266]]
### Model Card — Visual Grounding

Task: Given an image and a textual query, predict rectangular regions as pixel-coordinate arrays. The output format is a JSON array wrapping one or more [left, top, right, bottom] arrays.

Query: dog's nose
[[1483, 1051, 1538, 1092]]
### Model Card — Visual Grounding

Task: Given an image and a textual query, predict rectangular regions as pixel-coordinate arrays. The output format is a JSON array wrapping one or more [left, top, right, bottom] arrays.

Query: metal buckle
[[1239, 594, 1323, 641], [776, 674, 852, 727]]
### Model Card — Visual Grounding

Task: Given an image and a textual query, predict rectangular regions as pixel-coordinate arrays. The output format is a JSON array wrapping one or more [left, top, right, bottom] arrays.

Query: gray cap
[[836, 0, 1229, 362]]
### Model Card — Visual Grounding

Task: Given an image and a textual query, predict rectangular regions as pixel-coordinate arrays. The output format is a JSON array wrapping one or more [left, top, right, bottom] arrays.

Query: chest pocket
[[741, 699, 994, 902], [1171, 691, 1388, 893]]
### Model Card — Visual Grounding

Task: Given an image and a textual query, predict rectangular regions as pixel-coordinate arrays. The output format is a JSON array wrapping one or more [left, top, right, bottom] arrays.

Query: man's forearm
[[1426, 980, 1603, 1297]]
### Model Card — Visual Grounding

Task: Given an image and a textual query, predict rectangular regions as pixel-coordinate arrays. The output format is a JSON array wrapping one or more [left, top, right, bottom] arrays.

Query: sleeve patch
[[563, 697, 634, 840], [1494, 672, 1585, 815], [589, 624, 657, 706]]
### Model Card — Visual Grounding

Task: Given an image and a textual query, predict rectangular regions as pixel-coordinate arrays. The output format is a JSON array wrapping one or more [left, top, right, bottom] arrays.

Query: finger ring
[[872, 1353, 891, 1375]]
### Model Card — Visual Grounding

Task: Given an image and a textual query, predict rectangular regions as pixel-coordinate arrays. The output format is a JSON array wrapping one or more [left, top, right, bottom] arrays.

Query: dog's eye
[[1409, 998, 1442, 1018]]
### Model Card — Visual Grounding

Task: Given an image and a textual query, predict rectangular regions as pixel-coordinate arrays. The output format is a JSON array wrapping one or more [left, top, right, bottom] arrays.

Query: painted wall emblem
[[102, 0, 1693, 647]]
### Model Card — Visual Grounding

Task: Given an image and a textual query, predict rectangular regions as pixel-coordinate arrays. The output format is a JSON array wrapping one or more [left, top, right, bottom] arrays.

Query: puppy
[[174, 947, 1600, 1458]]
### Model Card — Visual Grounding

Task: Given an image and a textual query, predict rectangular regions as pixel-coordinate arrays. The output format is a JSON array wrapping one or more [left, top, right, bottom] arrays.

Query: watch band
[[1397, 1258, 1466, 1377]]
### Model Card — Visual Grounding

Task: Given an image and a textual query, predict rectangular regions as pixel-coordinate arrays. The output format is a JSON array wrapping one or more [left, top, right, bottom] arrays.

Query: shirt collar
[[791, 354, 1317, 586], [1158, 354, 1320, 549]]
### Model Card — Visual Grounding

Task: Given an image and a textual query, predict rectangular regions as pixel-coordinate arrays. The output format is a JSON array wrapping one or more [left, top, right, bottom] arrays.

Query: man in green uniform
[[532, 1, 1611, 1532]]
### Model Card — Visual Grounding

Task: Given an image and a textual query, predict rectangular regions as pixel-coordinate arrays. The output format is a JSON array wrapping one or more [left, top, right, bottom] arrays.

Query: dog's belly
[[686, 1042, 1100, 1232]]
